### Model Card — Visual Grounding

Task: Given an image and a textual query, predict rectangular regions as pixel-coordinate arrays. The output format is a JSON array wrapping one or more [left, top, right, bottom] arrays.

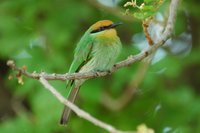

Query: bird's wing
[[66, 31, 93, 87]]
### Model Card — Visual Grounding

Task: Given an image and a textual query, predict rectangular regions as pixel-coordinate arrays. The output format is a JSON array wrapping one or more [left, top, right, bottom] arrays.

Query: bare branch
[[7, 0, 179, 82], [142, 19, 154, 46], [7, 1, 179, 82], [100, 0, 180, 112], [7, 0, 180, 132], [39, 77, 135, 133]]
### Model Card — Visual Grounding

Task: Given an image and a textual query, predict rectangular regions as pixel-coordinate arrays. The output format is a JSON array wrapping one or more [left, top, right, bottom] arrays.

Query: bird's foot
[[105, 70, 112, 75], [94, 69, 112, 76]]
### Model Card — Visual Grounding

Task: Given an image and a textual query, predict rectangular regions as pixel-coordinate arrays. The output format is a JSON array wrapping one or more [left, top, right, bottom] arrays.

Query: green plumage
[[68, 30, 94, 74], [65, 30, 94, 87], [60, 20, 122, 125]]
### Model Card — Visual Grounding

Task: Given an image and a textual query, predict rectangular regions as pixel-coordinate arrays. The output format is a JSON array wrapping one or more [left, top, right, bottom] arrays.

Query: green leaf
[[134, 12, 146, 20], [144, 0, 154, 3], [142, 5, 154, 11]]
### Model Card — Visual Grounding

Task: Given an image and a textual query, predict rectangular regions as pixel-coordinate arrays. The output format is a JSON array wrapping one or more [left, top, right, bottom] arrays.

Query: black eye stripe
[[91, 24, 112, 33]]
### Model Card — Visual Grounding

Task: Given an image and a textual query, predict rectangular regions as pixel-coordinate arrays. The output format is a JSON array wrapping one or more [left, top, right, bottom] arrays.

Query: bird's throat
[[96, 29, 118, 40]]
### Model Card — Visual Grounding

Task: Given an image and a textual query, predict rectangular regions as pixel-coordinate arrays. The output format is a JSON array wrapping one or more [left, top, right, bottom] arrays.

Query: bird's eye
[[91, 25, 112, 33], [100, 27, 104, 31]]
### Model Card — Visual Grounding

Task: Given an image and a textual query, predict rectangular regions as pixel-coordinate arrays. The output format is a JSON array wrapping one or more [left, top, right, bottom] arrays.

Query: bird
[[60, 20, 122, 125]]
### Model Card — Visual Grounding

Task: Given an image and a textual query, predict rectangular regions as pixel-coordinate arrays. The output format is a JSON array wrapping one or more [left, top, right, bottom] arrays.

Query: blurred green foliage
[[124, 0, 165, 20], [0, 0, 200, 133]]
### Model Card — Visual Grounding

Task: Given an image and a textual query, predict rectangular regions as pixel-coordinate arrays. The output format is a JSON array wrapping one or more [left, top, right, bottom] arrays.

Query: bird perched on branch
[[60, 20, 122, 125]]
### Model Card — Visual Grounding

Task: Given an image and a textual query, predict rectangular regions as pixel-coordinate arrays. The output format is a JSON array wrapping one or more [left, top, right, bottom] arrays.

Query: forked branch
[[7, 0, 180, 132]]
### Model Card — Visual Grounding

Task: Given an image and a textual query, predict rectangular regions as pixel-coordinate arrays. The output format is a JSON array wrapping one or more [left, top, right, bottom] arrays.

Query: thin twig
[[39, 77, 135, 133], [7, 1, 179, 83], [143, 20, 154, 46], [6, 0, 179, 81], [7, 0, 180, 132]]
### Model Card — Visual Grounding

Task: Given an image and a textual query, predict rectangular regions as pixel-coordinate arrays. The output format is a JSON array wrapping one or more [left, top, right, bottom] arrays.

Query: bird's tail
[[60, 85, 80, 125]]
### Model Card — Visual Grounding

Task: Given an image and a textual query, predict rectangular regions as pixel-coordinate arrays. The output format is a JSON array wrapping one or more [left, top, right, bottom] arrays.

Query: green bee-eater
[[60, 20, 122, 124]]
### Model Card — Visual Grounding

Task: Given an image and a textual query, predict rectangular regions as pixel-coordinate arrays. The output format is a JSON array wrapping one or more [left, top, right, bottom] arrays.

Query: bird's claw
[[96, 71, 101, 77], [94, 69, 112, 76], [106, 70, 112, 75]]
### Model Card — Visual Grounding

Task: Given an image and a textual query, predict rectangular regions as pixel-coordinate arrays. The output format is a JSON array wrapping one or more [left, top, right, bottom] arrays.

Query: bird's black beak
[[110, 22, 123, 28]]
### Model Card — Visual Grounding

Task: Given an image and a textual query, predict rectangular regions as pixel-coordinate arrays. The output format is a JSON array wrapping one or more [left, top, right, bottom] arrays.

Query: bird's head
[[89, 20, 122, 39]]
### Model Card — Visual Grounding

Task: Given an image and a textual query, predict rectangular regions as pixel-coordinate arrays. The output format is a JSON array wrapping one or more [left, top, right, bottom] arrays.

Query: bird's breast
[[89, 39, 121, 71]]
